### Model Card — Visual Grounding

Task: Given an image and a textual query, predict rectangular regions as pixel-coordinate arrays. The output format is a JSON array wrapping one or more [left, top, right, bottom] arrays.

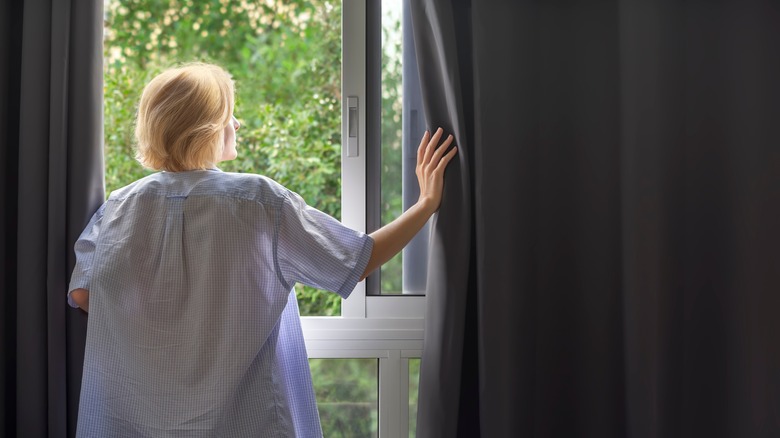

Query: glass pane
[[409, 358, 421, 437], [380, 0, 428, 294], [310, 358, 379, 437], [380, 0, 404, 293], [103, 0, 343, 316]]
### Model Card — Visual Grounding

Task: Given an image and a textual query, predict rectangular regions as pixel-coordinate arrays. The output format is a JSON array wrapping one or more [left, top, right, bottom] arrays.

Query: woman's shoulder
[[192, 171, 304, 208], [213, 171, 291, 201], [106, 172, 162, 200], [105, 170, 296, 207]]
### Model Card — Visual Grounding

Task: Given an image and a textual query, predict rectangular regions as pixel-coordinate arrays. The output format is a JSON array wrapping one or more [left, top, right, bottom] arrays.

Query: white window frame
[[301, 1, 425, 437]]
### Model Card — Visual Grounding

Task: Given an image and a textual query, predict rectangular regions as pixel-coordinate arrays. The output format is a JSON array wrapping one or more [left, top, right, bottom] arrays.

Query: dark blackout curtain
[[412, 1, 780, 437], [1, 0, 104, 436]]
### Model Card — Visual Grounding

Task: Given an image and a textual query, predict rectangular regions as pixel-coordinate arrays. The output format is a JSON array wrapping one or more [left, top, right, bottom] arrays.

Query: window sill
[[301, 315, 424, 354]]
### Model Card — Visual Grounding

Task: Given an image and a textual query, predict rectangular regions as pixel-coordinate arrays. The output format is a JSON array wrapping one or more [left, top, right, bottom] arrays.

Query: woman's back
[[72, 169, 372, 437]]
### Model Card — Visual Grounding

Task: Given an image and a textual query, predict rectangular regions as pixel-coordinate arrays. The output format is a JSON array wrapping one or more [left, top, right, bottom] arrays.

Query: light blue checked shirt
[[68, 169, 373, 437]]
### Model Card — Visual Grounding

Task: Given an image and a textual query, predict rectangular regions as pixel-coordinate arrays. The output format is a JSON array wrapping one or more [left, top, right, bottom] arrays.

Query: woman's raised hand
[[415, 127, 458, 213], [361, 128, 458, 280]]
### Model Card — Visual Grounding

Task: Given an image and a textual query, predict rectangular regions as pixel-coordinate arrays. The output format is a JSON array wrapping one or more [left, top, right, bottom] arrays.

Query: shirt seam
[[336, 234, 374, 299], [68, 203, 107, 297], [273, 199, 292, 291], [107, 172, 285, 204], [107, 190, 283, 205]]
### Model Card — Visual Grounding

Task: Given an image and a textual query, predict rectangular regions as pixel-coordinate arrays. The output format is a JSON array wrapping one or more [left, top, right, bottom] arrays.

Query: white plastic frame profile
[[340, 0, 367, 318], [338, 0, 427, 321]]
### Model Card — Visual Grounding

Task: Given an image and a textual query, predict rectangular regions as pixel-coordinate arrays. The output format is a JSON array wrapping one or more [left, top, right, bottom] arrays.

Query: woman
[[68, 63, 456, 437]]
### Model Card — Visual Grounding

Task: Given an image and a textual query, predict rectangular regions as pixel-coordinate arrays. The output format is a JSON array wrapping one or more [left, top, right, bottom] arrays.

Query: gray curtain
[[1, 0, 104, 436], [412, 0, 780, 436]]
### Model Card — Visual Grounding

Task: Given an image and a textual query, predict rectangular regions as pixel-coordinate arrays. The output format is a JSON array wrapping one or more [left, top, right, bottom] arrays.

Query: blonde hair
[[135, 63, 234, 171]]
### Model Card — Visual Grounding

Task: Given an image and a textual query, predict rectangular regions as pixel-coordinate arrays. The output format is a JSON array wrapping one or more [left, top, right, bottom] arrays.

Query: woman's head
[[135, 63, 237, 171]]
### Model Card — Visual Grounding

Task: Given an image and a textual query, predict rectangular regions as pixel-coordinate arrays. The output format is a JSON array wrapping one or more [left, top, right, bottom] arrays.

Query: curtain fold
[[1, 0, 104, 436], [410, 1, 476, 436], [412, 0, 780, 436]]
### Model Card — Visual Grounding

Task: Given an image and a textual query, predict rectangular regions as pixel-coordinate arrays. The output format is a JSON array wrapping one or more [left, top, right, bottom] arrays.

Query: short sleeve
[[275, 191, 373, 298], [68, 203, 106, 307]]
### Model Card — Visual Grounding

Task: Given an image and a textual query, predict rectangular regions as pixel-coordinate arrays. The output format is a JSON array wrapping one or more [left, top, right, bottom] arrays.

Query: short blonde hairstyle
[[135, 63, 234, 171]]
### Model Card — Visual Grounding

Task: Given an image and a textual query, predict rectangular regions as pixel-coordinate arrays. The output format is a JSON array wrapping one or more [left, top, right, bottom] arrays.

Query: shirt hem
[[335, 235, 374, 300]]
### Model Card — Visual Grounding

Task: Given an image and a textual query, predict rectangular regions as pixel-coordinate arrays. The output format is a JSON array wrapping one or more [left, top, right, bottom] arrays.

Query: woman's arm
[[360, 128, 457, 281], [71, 288, 90, 313]]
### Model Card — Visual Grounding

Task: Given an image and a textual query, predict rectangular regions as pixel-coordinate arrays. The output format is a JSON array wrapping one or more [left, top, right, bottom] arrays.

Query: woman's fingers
[[424, 127, 444, 164], [414, 128, 458, 211], [421, 128, 454, 169], [435, 146, 458, 172], [429, 134, 454, 167], [417, 127, 457, 178], [417, 130, 430, 164]]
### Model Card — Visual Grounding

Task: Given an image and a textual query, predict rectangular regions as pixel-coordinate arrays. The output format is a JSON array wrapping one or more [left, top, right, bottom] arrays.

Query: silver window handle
[[347, 96, 358, 157]]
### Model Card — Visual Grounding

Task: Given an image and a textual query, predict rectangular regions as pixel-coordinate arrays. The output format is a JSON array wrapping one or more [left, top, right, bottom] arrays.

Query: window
[[408, 358, 421, 438], [310, 358, 379, 436], [103, 1, 424, 435], [372, 0, 429, 296], [304, 2, 425, 435]]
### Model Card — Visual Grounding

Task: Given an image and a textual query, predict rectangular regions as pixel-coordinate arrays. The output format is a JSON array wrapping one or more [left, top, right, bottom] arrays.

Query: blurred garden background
[[102, 0, 415, 435]]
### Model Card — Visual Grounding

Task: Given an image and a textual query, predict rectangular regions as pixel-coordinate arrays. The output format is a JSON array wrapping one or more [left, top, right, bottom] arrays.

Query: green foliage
[[380, 9, 404, 293], [409, 358, 421, 437], [310, 358, 379, 437]]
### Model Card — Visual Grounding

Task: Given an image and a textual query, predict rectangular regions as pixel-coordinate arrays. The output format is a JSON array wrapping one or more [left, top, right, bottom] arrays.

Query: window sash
[[304, 2, 425, 436]]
